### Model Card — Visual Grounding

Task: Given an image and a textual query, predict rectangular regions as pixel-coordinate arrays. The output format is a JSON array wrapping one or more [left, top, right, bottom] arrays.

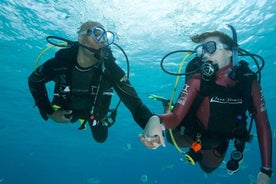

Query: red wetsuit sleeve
[[158, 77, 200, 129], [251, 80, 272, 168]]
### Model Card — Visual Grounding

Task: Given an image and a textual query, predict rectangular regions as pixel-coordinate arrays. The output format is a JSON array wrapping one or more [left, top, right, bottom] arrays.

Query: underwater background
[[0, 0, 275, 183]]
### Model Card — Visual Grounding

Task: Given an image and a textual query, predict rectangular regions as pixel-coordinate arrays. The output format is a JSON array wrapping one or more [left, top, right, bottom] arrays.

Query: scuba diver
[[28, 21, 153, 143], [139, 26, 272, 183]]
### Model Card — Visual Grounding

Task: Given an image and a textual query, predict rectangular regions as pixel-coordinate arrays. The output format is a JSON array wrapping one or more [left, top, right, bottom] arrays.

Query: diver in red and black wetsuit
[[140, 29, 272, 183], [28, 21, 153, 143]]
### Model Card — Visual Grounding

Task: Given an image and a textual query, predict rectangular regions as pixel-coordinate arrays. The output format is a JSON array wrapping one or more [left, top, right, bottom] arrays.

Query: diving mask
[[79, 26, 115, 46], [195, 41, 229, 57]]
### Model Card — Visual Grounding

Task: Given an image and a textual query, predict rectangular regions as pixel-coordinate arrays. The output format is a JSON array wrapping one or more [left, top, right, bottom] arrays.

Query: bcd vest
[[181, 60, 257, 141], [52, 63, 110, 120]]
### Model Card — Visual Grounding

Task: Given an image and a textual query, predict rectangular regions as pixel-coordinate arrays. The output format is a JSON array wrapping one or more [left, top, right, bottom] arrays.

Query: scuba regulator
[[200, 61, 219, 81]]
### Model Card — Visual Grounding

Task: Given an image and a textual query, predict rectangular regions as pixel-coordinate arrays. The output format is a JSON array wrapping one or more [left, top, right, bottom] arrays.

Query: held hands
[[47, 109, 72, 123], [139, 115, 166, 149]]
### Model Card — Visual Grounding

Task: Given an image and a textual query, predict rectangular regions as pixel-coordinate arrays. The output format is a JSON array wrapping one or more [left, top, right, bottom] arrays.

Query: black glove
[[95, 47, 114, 61]]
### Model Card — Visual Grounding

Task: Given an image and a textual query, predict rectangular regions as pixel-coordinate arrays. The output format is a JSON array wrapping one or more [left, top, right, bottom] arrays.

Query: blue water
[[0, 0, 275, 183]]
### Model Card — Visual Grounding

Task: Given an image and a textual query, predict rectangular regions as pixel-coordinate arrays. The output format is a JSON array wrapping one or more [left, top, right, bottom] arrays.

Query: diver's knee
[[199, 163, 218, 174], [93, 135, 108, 143], [90, 125, 108, 143]]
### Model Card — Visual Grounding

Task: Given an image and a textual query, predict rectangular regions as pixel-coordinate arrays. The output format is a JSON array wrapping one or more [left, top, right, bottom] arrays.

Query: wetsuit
[[159, 64, 272, 173], [28, 45, 153, 141]]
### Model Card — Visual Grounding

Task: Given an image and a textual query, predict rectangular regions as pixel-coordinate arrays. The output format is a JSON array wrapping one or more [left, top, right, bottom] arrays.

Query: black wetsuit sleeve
[[102, 59, 153, 129], [28, 58, 57, 120]]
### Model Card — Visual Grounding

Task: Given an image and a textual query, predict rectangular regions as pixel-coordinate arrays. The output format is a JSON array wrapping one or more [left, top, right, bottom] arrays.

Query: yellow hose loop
[[168, 52, 193, 154], [35, 42, 67, 68]]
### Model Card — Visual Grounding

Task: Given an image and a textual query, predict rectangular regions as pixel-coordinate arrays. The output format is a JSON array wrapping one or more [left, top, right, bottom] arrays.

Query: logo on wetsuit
[[210, 96, 242, 104], [177, 84, 190, 106]]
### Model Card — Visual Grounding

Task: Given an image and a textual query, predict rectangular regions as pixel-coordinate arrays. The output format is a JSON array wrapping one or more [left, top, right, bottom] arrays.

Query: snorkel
[[227, 24, 239, 67], [226, 24, 241, 80]]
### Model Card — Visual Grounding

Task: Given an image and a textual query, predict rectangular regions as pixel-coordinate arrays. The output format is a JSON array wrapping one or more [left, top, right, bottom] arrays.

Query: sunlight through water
[[0, 0, 275, 184]]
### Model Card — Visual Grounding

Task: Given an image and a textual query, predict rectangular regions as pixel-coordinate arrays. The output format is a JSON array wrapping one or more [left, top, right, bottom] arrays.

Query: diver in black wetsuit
[[28, 21, 153, 143]]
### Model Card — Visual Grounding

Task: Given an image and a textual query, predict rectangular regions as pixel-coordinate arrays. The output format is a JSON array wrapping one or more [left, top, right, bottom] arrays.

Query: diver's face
[[201, 37, 232, 69], [78, 28, 105, 50], [78, 26, 115, 50]]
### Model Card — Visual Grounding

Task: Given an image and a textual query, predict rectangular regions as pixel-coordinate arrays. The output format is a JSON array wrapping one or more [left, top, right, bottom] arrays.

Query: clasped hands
[[139, 115, 166, 149]]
